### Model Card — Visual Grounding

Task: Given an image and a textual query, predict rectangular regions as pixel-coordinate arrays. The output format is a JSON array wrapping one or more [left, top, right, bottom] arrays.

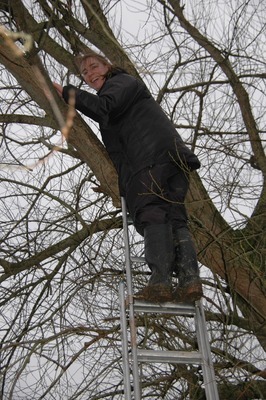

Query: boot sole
[[173, 281, 203, 303]]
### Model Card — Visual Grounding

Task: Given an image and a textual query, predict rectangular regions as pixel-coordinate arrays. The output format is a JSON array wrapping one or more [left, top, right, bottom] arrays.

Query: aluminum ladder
[[119, 197, 219, 400]]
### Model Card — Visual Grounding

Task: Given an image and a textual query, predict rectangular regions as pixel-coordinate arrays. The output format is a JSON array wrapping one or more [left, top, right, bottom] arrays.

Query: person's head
[[76, 51, 112, 91]]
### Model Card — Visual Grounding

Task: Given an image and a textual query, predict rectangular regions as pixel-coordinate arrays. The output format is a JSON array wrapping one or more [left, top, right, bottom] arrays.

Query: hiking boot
[[144, 224, 174, 287], [134, 283, 174, 303], [172, 227, 199, 278], [173, 280, 203, 303]]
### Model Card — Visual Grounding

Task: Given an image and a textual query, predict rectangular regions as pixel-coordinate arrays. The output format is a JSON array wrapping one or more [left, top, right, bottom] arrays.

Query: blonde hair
[[75, 51, 112, 73]]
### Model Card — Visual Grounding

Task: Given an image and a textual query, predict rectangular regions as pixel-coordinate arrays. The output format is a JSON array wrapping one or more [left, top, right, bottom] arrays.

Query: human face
[[81, 57, 110, 91]]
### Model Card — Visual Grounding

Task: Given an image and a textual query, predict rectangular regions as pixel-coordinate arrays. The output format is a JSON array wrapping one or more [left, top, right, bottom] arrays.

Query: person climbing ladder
[[53, 50, 203, 303]]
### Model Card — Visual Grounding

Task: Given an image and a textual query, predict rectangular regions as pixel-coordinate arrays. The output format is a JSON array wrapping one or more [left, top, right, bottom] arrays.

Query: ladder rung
[[131, 256, 146, 263], [134, 300, 196, 316], [137, 349, 202, 364]]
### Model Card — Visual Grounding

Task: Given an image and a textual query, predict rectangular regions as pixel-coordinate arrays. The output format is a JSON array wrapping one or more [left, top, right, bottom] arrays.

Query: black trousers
[[125, 163, 190, 235]]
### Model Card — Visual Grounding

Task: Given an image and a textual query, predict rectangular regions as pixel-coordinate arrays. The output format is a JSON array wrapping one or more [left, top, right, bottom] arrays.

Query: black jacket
[[63, 70, 200, 194]]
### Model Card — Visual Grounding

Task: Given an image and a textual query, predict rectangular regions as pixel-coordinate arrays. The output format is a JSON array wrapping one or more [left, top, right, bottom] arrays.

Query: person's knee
[[134, 205, 169, 235]]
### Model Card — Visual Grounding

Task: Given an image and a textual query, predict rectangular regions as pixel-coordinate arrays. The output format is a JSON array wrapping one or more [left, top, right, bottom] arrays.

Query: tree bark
[[0, 28, 120, 206]]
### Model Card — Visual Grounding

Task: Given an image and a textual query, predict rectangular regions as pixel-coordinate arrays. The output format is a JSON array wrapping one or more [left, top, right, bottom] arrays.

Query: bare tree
[[0, 0, 265, 398]]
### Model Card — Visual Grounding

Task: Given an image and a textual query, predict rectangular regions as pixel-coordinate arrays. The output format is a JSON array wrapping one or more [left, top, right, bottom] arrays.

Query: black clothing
[[62, 70, 200, 196], [144, 224, 174, 286], [125, 163, 189, 235], [172, 226, 200, 285], [62, 69, 201, 291]]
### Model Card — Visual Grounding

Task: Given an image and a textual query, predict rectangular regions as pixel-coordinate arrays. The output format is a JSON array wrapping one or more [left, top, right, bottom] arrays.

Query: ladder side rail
[[121, 197, 134, 296], [195, 301, 220, 400], [119, 281, 132, 400], [121, 197, 142, 400]]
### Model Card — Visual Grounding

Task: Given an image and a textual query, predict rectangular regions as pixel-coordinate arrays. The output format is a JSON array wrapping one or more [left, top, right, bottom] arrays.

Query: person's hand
[[53, 82, 63, 97]]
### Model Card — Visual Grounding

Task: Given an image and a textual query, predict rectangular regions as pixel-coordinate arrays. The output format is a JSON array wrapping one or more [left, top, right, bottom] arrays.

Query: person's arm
[[62, 85, 103, 122], [62, 74, 148, 123]]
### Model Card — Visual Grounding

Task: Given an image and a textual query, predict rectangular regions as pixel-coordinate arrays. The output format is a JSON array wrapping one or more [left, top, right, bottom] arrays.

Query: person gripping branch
[[53, 51, 203, 303]]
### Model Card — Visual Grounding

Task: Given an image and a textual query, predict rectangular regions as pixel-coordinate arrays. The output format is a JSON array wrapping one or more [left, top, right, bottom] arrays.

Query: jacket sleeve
[[62, 74, 148, 124], [62, 85, 103, 123]]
